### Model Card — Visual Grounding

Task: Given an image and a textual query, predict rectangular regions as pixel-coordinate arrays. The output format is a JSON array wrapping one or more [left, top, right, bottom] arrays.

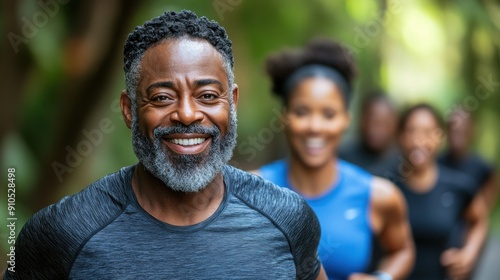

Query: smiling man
[[2, 10, 325, 280]]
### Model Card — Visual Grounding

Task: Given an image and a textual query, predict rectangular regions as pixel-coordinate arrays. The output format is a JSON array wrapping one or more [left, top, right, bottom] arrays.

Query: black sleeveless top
[[438, 150, 494, 192], [395, 164, 475, 280]]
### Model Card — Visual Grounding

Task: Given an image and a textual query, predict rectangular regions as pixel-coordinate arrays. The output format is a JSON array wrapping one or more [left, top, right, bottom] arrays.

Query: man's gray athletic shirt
[[5, 165, 321, 279]]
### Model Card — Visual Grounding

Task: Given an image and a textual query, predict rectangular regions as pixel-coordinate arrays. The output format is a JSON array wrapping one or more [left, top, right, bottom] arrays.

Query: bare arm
[[350, 177, 415, 280], [480, 173, 497, 213], [373, 177, 415, 280], [349, 178, 415, 280], [316, 264, 327, 280], [441, 192, 489, 280]]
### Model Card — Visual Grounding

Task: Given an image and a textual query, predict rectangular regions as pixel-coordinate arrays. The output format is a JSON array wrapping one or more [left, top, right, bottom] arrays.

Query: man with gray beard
[[3, 10, 326, 280]]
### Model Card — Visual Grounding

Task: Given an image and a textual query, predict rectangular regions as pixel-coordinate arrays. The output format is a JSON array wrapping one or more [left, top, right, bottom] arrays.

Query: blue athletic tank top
[[259, 159, 374, 280]]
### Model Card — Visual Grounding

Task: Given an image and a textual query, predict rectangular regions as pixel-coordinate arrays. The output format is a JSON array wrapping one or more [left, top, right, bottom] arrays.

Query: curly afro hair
[[123, 10, 233, 101], [265, 38, 357, 106]]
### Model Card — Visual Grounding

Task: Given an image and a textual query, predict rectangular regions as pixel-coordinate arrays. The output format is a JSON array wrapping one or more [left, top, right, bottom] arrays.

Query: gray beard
[[131, 106, 237, 193]]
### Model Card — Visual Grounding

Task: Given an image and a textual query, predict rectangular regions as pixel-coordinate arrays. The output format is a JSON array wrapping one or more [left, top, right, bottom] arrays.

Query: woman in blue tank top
[[393, 104, 488, 280], [253, 39, 415, 280]]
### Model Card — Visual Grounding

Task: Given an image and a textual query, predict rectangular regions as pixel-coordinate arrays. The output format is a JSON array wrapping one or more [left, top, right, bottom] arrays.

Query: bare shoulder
[[371, 176, 406, 214]]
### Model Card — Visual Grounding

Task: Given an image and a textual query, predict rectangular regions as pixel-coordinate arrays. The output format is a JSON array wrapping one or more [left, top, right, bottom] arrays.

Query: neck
[[288, 156, 338, 197], [361, 140, 392, 156], [132, 163, 225, 226], [405, 162, 438, 193], [449, 148, 467, 160]]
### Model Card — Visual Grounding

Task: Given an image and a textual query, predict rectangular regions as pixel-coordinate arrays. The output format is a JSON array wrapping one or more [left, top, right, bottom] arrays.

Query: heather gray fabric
[[4, 165, 321, 279]]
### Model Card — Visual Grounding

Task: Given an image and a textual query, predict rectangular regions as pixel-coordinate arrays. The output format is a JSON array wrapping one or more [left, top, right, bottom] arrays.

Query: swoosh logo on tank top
[[344, 208, 360, 220]]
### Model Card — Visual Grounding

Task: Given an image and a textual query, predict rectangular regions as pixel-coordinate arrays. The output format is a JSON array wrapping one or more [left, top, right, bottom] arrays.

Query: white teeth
[[305, 138, 325, 148], [169, 138, 206, 146]]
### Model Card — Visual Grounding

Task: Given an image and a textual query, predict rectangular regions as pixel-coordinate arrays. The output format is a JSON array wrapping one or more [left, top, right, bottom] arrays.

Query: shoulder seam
[[231, 192, 298, 270], [66, 201, 132, 278]]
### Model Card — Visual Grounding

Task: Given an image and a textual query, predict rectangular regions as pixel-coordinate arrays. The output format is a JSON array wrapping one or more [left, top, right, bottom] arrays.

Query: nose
[[170, 96, 203, 125], [308, 114, 324, 134], [411, 136, 436, 155]]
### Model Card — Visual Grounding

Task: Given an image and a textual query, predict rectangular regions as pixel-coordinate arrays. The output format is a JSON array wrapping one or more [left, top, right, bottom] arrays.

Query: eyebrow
[[146, 81, 174, 93], [146, 79, 224, 93], [196, 79, 224, 88]]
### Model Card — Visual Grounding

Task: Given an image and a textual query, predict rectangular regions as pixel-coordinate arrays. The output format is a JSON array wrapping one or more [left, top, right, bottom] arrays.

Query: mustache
[[153, 123, 220, 139]]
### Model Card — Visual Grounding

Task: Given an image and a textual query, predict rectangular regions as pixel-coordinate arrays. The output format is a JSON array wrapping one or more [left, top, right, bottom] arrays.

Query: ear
[[344, 111, 352, 131], [231, 83, 239, 108], [435, 128, 445, 147], [120, 90, 133, 129]]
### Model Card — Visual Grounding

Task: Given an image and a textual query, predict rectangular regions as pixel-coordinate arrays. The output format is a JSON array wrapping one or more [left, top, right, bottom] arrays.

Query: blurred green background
[[1, 0, 499, 271]]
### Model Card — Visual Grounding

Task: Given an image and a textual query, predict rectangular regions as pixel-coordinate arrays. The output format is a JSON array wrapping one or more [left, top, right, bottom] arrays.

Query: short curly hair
[[266, 38, 357, 107], [123, 10, 234, 103]]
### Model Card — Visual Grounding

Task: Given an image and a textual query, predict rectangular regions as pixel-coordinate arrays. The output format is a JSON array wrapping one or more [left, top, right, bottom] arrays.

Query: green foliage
[[1, 0, 499, 261]]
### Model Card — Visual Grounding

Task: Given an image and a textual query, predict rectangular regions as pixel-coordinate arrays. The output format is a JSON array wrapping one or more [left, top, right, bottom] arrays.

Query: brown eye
[[323, 110, 336, 119], [151, 94, 173, 105], [153, 96, 168, 101], [293, 107, 309, 117], [201, 93, 217, 100]]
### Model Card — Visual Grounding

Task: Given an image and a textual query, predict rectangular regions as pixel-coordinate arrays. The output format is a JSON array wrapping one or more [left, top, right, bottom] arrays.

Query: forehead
[[406, 109, 439, 127], [368, 99, 392, 111], [291, 77, 343, 103], [366, 101, 395, 117], [448, 113, 472, 129], [139, 37, 227, 83]]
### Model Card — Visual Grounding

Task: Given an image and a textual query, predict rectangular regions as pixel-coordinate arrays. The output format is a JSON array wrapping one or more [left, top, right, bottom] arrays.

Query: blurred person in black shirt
[[439, 107, 498, 212], [394, 104, 488, 280], [339, 92, 400, 177], [439, 106, 498, 280]]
